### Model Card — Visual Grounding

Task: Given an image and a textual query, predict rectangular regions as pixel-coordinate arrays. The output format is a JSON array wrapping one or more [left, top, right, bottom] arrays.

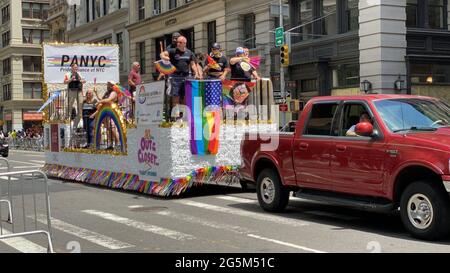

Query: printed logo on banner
[[138, 129, 159, 179], [138, 85, 146, 104]]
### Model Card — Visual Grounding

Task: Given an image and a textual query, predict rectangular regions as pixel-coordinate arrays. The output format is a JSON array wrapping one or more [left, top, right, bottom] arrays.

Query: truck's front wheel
[[256, 169, 289, 212], [400, 180, 450, 240]]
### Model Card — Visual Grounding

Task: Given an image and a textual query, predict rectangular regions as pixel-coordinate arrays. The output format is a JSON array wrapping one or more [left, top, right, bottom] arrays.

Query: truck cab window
[[304, 103, 338, 136], [340, 103, 372, 136]]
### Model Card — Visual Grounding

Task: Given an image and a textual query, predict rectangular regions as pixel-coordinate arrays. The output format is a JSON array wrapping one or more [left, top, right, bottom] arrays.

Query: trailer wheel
[[256, 168, 289, 212]]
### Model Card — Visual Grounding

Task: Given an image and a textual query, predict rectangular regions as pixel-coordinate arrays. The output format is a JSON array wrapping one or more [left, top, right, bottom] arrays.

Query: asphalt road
[[0, 150, 449, 253]]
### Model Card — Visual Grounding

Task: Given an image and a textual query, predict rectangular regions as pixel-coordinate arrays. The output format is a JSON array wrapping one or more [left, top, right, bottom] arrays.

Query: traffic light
[[280, 44, 289, 67]]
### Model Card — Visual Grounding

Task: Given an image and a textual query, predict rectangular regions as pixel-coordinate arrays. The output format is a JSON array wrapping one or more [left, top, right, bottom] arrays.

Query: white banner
[[137, 127, 162, 183], [136, 81, 165, 125], [43, 44, 119, 84]]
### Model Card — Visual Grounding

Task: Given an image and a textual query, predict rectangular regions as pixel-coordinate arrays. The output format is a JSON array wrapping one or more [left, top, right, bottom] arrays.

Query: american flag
[[205, 80, 221, 108]]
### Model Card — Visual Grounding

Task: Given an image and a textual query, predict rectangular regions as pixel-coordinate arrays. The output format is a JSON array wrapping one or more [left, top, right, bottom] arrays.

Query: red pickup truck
[[240, 95, 450, 240]]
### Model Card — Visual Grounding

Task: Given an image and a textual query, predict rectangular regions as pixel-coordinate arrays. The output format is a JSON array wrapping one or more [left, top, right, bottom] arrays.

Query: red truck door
[[329, 101, 388, 197], [293, 102, 339, 191]]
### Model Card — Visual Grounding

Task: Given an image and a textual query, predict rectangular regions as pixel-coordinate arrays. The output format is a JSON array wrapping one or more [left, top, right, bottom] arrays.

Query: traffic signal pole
[[279, 0, 286, 127]]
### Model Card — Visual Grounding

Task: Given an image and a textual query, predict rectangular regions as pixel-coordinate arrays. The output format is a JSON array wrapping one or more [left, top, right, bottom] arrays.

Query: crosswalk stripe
[[35, 215, 133, 250], [0, 229, 47, 253], [83, 210, 196, 241], [29, 160, 45, 164], [216, 196, 256, 204], [0, 176, 18, 180], [247, 234, 326, 253], [156, 210, 254, 235], [7, 160, 41, 167], [174, 200, 308, 227]]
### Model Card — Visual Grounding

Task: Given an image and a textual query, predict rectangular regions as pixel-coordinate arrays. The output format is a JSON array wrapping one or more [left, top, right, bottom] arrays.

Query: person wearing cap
[[204, 43, 229, 80], [230, 47, 260, 82], [160, 35, 202, 121], [167, 32, 181, 50]]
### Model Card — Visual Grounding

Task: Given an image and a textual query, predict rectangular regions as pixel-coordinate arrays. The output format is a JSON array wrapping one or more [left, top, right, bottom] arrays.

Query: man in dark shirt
[[63, 63, 86, 129], [205, 43, 229, 80], [230, 47, 260, 82], [160, 36, 202, 120]]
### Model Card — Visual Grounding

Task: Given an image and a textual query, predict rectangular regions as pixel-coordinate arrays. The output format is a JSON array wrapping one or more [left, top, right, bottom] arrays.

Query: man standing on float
[[64, 63, 86, 129], [160, 36, 202, 121]]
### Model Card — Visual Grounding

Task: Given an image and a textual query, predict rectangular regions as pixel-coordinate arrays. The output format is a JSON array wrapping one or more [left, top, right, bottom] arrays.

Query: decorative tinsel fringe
[[41, 164, 240, 196]]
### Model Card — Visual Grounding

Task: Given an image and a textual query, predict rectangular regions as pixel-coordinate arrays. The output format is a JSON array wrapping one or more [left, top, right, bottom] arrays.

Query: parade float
[[40, 43, 278, 196]]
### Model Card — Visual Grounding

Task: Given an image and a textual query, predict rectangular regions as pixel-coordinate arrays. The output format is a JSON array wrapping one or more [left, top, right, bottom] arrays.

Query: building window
[[103, 0, 109, 16], [117, 33, 124, 71], [119, 0, 122, 9], [2, 84, 11, 101], [428, 0, 446, 29], [301, 78, 317, 92], [1, 5, 10, 25], [406, 0, 448, 29], [346, 0, 358, 31], [410, 63, 450, 84], [153, 0, 161, 14], [321, 0, 337, 35], [138, 42, 146, 74], [138, 0, 145, 20], [332, 64, 359, 87], [23, 56, 42, 72], [86, 0, 90, 22], [2, 58, 10, 75], [243, 13, 255, 49], [406, 0, 418, 27], [1, 31, 9, 48], [96, 37, 112, 44], [73, 5, 77, 28], [22, 2, 48, 19], [23, 83, 42, 99], [181, 28, 195, 52], [207, 21, 216, 53], [169, 0, 177, 9], [23, 29, 50, 44], [299, 0, 313, 41]]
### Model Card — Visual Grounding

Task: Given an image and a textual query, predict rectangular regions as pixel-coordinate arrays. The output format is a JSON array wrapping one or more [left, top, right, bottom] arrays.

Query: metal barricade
[[0, 158, 53, 253]]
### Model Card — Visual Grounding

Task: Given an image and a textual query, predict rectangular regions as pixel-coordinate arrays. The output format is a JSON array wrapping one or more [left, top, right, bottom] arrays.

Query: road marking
[[247, 234, 326, 253], [0, 166, 43, 170], [156, 210, 254, 235], [128, 205, 144, 209], [0, 229, 47, 253], [10, 150, 44, 155], [7, 160, 42, 167], [0, 176, 18, 180], [83, 210, 196, 241], [216, 195, 257, 204], [29, 160, 45, 164], [35, 215, 133, 250], [175, 200, 308, 227]]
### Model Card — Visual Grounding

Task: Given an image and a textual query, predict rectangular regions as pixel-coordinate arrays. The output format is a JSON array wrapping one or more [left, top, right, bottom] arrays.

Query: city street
[[0, 150, 449, 253]]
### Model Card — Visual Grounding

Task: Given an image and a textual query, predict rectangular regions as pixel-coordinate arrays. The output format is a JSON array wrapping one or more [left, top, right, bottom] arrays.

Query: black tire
[[400, 180, 450, 240], [256, 168, 289, 212]]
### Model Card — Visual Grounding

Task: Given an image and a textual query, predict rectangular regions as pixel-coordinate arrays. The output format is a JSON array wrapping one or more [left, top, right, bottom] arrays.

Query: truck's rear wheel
[[400, 180, 450, 240], [256, 168, 289, 212]]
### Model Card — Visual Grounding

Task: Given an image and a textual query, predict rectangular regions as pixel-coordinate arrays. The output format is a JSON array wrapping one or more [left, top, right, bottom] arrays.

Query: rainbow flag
[[207, 56, 221, 70], [112, 84, 132, 98], [155, 60, 176, 75], [185, 80, 222, 155]]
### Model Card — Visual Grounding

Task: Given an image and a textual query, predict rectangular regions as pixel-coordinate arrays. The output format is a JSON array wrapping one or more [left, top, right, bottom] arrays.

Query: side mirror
[[355, 122, 374, 137]]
